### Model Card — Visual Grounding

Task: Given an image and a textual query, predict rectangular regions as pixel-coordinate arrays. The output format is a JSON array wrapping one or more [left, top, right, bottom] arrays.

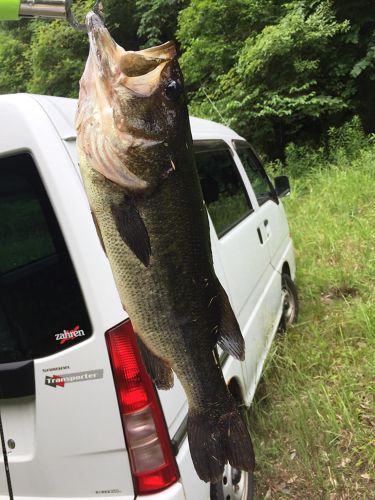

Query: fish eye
[[165, 80, 182, 100]]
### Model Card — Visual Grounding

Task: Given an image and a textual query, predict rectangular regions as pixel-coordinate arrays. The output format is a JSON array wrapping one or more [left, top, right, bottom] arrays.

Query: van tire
[[210, 467, 254, 500], [278, 273, 299, 332]]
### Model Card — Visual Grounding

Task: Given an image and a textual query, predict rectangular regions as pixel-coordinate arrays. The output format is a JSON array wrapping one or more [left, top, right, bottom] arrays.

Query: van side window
[[233, 140, 275, 206], [194, 140, 253, 237], [0, 153, 92, 363]]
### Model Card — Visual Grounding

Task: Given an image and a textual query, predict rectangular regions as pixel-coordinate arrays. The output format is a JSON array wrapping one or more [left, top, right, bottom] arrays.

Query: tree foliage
[[0, 0, 91, 97], [27, 19, 88, 97], [177, 0, 375, 156], [0, 0, 374, 157], [136, 0, 189, 47], [0, 22, 31, 94]]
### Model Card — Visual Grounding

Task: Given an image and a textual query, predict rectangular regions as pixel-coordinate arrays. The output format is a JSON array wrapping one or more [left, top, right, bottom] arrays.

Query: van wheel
[[210, 394, 255, 500], [278, 273, 299, 332], [210, 466, 254, 500]]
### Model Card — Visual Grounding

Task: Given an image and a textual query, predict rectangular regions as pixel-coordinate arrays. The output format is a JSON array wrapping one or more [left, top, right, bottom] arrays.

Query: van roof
[[21, 94, 244, 141]]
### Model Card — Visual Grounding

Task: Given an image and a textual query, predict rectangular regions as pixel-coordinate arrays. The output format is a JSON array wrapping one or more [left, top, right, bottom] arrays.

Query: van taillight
[[106, 320, 179, 494]]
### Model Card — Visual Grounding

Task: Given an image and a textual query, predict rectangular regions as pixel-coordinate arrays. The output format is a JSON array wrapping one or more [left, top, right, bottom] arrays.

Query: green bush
[[278, 116, 370, 176], [327, 116, 367, 164]]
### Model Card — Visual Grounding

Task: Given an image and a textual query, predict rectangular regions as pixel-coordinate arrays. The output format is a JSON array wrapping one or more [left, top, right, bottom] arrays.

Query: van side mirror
[[274, 176, 290, 198]]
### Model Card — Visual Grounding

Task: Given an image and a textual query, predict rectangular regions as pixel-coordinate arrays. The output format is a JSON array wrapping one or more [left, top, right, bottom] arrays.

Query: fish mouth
[[119, 47, 176, 95], [86, 11, 121, 76], [120, 42, 177, 77], [77, 13, 183, 191], [86, 9, 104, 31], [86, 11, 176, 95]]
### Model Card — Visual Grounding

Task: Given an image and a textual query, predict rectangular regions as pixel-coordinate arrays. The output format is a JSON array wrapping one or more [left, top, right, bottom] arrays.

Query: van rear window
[[0, 153, 92, 363]]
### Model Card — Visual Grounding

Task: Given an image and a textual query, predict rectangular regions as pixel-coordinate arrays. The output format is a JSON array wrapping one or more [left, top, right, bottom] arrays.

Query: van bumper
[[136, 482, 186, 500], [6, 483, 186, 500]]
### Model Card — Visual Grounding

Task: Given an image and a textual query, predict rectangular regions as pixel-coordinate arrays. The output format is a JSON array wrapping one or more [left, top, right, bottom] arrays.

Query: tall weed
[[327, 116, 368, 165]]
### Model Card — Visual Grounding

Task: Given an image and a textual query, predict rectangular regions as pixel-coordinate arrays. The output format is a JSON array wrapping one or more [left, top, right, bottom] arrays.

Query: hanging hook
[[66, 0, 103, 32]]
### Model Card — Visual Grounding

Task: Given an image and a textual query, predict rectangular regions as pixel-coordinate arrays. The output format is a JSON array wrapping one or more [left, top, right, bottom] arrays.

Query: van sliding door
[[194, 140, 272, 391]]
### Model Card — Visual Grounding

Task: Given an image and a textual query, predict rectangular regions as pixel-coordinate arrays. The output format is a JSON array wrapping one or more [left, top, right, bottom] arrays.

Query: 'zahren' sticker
[[45, 369, 103, 388], [55, 325, 85, 345]]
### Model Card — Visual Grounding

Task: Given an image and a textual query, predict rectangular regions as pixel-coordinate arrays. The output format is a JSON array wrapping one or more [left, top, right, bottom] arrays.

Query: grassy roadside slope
[[250, 125, 375, 498]]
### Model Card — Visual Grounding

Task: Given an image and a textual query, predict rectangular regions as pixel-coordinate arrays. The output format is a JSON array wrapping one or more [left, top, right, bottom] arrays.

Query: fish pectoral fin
[[136, 335, 174, 390], [91, 210, 107, 256], [217, 283, 245, 361], [111, 197, 151, 267]]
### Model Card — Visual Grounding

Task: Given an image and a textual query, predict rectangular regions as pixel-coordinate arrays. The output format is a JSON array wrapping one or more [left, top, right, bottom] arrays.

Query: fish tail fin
[[217, 283, 245, 361], [187, 401, 255, 483], [223, 407, 255, 473], [187, 411, 225, 483]]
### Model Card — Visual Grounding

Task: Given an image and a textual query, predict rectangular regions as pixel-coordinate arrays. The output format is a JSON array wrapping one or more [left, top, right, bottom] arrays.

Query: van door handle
[[257, 227, 263, 244], [264, 219, 271, 239], [0, 360, 35, 399]]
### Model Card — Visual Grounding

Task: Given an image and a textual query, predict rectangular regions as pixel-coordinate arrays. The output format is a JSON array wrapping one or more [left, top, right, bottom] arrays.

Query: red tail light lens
[[106, 320, 179, 494]]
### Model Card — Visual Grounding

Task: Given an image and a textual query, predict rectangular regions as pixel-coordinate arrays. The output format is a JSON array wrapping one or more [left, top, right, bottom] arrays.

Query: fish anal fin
[[136, 336, 174, 390], [111, 197, 151, 267], [217, 283, 245, 361]]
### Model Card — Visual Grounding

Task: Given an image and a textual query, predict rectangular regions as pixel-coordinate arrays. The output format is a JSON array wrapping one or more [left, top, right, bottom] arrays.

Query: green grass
[[249, 126, 375, 498]]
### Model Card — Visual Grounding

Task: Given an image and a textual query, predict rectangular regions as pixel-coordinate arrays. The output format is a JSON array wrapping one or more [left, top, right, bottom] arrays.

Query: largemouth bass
[[76, 11, 254, 483]]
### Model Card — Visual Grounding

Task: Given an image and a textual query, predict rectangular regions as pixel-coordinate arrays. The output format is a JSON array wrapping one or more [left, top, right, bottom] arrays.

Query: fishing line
[[200, 84, 230, 127], [0, 409, 14, 500], [66, 0, 103, 32]]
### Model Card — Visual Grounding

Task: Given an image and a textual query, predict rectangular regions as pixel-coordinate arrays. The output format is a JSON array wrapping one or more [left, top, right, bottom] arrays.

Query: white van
[[0, 94, 297, 500]]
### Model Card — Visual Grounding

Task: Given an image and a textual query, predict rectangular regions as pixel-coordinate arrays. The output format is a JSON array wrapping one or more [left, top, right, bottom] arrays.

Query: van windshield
[[0, 153, 91, 363], [233, 141, 275, 206]]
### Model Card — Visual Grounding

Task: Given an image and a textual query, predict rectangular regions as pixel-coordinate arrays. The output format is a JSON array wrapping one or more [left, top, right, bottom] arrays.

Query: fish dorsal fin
[[111, 196, 151, 267]]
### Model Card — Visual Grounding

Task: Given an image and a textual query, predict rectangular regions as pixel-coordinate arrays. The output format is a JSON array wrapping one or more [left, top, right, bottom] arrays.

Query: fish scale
[[76, 10, 255, 483]]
